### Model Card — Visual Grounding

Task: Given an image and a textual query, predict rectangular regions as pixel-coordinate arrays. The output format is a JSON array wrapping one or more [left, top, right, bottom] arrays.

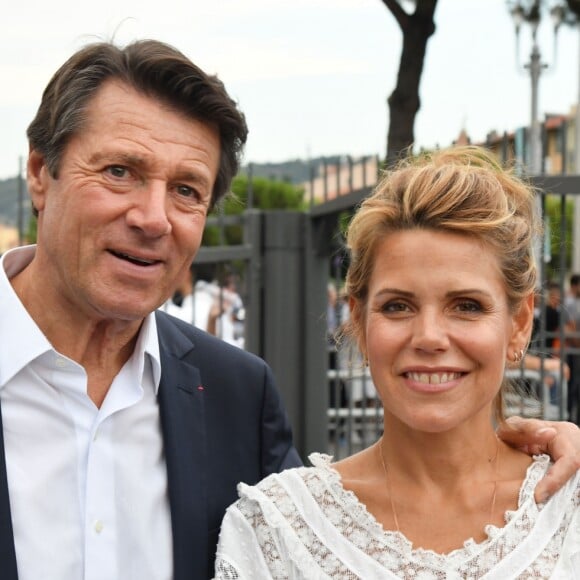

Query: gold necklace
[[377, 436, 500, 533]]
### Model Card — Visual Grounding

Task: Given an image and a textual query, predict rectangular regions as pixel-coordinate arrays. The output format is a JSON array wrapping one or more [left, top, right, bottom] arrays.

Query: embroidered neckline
[[307, 451, 550, 564]]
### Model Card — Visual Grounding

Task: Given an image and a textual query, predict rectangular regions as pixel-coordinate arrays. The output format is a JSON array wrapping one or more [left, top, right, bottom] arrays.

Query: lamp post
[[549, 1, 580, 272], [510, 1, 564, 175], [574, 17, 580, 273]]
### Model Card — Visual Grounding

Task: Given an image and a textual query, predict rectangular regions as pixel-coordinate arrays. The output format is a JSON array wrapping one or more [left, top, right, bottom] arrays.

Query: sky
[[1, 0, 580, 181]]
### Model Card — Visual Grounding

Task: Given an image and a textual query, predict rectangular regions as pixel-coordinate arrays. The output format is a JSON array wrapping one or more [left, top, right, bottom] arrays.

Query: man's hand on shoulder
[[497, 416, 580, 503]]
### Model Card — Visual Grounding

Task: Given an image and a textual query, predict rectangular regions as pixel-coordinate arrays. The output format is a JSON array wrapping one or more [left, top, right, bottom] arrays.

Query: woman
[[214, 147, 580, 578]]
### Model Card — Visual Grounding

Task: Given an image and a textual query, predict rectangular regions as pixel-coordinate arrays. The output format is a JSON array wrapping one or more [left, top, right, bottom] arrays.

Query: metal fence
[[191, 163, 580, 460]]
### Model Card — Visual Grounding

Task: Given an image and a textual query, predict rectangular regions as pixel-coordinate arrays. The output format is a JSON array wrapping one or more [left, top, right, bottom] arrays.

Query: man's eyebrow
[[173, 170, 212, 189], [89, 152, 147, 168], [88, 154, 213, 189]]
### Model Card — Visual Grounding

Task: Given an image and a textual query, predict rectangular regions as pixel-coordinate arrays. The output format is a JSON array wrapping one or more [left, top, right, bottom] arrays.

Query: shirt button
[[55, 357, 67, 368], [94, 520, 104, 534]]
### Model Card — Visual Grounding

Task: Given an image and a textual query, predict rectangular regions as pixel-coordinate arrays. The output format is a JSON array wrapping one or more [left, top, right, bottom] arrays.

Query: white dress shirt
[[0, 245, 173, 580]]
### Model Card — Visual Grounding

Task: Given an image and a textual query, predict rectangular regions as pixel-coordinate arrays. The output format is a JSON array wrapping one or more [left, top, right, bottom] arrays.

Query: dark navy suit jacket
[[0, 310, 302, 580]]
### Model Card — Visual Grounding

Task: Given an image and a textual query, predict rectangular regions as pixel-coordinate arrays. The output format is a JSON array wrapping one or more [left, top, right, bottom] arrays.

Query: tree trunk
[[382, 0, 438, 166], [566, 0, 580, 17]]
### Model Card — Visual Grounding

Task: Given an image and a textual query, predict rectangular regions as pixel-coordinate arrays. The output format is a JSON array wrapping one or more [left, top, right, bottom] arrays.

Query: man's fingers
[[497, 416, 556, 448], [534, 454, 580, 503], [498, 417, 580, 500]]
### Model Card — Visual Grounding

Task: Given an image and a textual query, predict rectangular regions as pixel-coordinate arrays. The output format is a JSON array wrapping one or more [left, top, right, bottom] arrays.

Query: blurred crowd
[[163, 266, 245, 349]]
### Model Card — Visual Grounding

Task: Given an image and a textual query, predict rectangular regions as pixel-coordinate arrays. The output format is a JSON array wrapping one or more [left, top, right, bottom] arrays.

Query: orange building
[[0, 224, 19, 254]]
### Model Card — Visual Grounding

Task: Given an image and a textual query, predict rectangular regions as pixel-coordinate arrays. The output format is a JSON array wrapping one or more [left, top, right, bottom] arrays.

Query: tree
[[566, 0, 580, 16], [381, 0, 439, 166]]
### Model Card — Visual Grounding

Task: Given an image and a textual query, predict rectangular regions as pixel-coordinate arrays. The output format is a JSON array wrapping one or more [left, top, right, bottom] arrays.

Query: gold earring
[[512, 349, 525, 363]]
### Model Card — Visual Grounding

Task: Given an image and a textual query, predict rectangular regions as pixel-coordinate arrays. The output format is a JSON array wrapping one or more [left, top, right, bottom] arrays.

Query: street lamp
[[547, 1, 580, 272], [509, 1, 565, 175]]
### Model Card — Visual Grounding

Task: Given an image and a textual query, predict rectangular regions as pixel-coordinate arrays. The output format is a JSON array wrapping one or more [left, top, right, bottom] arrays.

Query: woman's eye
[[456, 300, 482, 313], [382, 301, 410, 313]]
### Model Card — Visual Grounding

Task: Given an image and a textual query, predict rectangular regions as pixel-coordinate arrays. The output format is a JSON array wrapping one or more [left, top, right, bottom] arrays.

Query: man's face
[[28, 79, 220, 323]]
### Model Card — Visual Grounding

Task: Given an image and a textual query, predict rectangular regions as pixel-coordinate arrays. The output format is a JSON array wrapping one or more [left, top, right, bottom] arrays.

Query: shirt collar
[[135, 311, 162, 394], [0, 245, 53, 387], [0, 245, 162, 393]]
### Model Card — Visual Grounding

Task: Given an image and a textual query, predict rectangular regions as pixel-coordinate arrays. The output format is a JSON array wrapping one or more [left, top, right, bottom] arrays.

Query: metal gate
[[189, 167, 580, 461]]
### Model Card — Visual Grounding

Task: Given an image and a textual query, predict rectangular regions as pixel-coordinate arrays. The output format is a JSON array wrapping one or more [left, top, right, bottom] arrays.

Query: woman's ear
[[349, 296, 367, 358], [27, 148, 51, 214], [510, 292, 535, 354]]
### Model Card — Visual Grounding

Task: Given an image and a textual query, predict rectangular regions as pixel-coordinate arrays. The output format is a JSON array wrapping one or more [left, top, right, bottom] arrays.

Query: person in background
[[212, 270, 245, 348], [214, 146, 580, 578], [326, 281, 339, 367], [564, 273, 580, 329], [564, 273, 580, 423], [522, 286, 569, 416], [545, 281, 563, 350], [163, 265, 222, 336], [0, 38, 301, 580]]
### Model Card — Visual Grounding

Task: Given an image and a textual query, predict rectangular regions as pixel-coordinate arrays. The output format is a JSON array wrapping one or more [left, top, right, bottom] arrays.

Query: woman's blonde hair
[[344, 145, 542, 420]]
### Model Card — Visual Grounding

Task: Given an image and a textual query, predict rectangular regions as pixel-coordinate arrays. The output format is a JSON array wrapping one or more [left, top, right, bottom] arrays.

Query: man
[[0, 40, 301, 580], [0, 39, 579, 580]]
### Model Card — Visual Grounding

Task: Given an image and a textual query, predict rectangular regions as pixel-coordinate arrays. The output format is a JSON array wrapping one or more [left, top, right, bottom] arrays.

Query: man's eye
[[177, 185, 196, 198], [105, 165, 128, 178]]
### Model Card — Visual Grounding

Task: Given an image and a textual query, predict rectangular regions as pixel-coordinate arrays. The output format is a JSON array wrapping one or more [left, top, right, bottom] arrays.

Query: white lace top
[[214, 453, 580, 579]]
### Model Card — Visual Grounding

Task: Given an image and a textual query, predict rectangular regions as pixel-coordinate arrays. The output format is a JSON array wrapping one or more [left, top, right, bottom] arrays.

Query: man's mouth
[[109, 250, 159, 266]]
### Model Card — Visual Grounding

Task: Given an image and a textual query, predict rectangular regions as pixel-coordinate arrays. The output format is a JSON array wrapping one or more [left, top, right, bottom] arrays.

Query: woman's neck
[[380, 416, 501, 486]]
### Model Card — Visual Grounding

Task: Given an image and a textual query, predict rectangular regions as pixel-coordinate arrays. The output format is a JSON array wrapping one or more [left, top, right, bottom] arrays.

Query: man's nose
[[126, 181, 172, 237]]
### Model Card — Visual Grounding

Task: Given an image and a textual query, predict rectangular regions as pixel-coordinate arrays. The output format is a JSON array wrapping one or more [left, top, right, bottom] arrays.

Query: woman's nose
[[410, 310, 450, 352]]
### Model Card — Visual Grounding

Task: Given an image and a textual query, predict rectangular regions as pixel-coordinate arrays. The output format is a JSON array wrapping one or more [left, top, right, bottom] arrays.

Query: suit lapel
[[0, 401, 19, 580], [157, 314, 208, 580]]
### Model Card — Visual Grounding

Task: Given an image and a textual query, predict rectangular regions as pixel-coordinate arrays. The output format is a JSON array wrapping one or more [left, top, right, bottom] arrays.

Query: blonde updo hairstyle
[[344, 146, 541, 421]]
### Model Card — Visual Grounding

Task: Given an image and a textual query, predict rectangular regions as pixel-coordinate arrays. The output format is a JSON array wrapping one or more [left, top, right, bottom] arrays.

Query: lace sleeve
[[213, 500, 275, 580]]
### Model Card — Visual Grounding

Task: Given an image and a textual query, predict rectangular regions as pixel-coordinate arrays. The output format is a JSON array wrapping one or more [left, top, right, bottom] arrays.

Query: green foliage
[[27, 214, 37, 244], [231, 175, 306, 211], [544, 194, 574, 280], [202, 175, 306, 247]]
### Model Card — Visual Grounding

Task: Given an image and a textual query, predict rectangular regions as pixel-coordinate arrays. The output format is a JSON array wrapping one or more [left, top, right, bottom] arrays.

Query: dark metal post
[[243, 210, 263, 356], [261, 211, 308, 455]]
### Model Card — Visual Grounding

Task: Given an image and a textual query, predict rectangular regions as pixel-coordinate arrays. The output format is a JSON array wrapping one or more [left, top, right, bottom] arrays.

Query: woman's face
[[358, 229, 532, 433]]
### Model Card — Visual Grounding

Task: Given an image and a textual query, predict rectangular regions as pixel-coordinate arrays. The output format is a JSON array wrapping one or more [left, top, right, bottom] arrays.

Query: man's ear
[[27, 148, 51, 214]]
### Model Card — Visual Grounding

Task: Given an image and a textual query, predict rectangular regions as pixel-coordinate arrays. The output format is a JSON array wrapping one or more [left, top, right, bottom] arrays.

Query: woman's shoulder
[[232, 453, 342, 509], [238, 452, 337, 498], [225, 453, 339, 529]]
